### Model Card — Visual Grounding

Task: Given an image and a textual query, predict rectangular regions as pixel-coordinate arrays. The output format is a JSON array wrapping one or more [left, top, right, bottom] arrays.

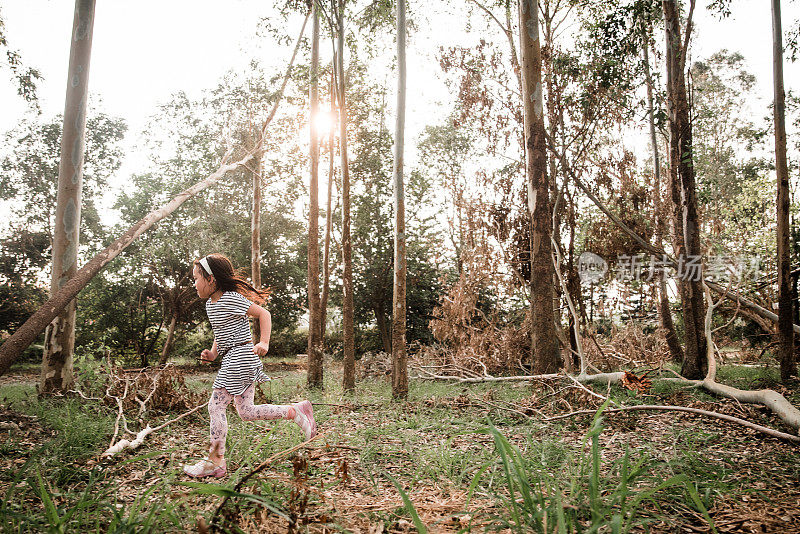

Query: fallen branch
[[414, 367, 800, 440], [101, 400, 209, 458], [541, 404, 800, 443], [412, 364, 559, 383]]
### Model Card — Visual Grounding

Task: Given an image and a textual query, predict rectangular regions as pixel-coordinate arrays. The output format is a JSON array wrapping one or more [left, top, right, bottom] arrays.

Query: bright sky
[[0, 0, 798, 225]]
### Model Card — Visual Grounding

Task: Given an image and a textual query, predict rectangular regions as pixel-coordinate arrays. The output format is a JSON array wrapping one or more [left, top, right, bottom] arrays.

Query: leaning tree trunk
[[772, 0, 795, 381], [519, 0, 560, 373], [159, 313, 178, 365], [307, 4, 324, 388], [663, 0, 706, 379], [337, 1, 356, 393], [0, 12, 310, 378], [40, 0, 96, 395], [643, 20, 683, 363], [391, 0, 408, 399]]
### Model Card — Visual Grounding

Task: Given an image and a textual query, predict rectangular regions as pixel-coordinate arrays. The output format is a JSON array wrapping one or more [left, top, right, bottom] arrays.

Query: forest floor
[[0, 357, 799, 533]]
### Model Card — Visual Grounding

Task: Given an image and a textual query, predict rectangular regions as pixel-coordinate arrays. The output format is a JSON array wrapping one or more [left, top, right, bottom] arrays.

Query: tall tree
[[321, 75, 336, 341], [391, 0, 408, 399], [307, 3, 324, 388], [519, 0, 560, 373], [663, 0, 706, 379], [336, 0, 356, 392], [247, 117, 265, 344], [772, 0, 795, 381], [40, 0, 96, 394], [642, 20, 683, 364]]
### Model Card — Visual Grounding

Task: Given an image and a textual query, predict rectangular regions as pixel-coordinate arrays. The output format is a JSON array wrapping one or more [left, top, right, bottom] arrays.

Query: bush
[[269, 328, 308, 359], [326, 327, 384, 360]]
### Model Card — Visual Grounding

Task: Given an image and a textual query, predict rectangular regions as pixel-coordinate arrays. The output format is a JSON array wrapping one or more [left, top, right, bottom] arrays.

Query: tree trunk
[[159, 313, 178, 365], [519, 0, 560, 373], [566, 195, 581, 372], [321, 76, 335, 342], [250, 142, 263, 343], [338, 2, 356, 393], [663, 0, 706, 379], [307, 4, 324, 388], [772, 0, 796, 381], [40, 0, 96, 395], [375, 306, 392, 355], [251, 146, 262, 290], [0, 12, 309, 378], [391, 0, 408, 399], [643, 21, 684, 363]]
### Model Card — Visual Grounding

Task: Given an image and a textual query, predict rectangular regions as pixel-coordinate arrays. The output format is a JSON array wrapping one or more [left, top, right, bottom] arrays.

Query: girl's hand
[[253, 342, 269, 356], [199, 349, 215, 363]]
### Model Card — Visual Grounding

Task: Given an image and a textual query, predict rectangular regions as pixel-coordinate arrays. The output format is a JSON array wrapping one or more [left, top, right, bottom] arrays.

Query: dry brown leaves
[[620, 371, 653, 393], [103, 364, 204, 414]]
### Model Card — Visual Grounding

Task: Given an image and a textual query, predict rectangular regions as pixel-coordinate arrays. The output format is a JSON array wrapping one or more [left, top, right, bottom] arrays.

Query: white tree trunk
[[391, 0, 408, 399], [41, 0, 96, 394]]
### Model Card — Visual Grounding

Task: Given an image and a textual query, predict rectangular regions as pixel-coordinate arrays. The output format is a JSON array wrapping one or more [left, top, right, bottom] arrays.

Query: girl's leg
[[234, 384, 317, 439], [184, 388, 232, 478], [233, 384, 289, 420], [208, 388, 234, 463]]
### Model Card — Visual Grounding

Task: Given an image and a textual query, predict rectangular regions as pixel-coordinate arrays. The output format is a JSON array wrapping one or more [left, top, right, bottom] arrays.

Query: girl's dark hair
[[194, 253, 270, 304]]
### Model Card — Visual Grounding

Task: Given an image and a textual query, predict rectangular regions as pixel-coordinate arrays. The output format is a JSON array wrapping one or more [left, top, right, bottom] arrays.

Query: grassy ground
[[0, 360, 798, 533]]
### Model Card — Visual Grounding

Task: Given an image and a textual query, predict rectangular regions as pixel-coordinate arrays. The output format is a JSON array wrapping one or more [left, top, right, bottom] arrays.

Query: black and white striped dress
[[207, 291, 270, 395]]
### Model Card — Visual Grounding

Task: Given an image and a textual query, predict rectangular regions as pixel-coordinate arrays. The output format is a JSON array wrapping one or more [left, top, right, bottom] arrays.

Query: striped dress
[[206, 291, 270, 395]]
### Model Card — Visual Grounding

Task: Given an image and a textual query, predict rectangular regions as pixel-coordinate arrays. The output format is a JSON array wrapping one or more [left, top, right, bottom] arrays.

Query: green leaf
[[386, 473, 427, 534]]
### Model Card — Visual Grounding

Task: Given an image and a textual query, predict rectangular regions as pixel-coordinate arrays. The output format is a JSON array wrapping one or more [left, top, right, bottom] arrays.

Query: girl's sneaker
[[183, 458, 226, 478], [292, 400, 317, 440]]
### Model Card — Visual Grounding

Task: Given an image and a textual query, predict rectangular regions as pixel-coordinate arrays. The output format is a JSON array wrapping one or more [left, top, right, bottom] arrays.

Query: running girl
[[183, 253, 317, 478]]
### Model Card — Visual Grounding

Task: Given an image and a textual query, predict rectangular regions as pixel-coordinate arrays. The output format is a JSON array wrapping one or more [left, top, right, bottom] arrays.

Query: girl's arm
[[200, 339, 218, 363], [247, 303, 272, 356]]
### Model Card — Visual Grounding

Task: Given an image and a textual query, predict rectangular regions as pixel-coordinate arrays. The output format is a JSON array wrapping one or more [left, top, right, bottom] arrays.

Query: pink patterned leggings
[[208, 385, 289, 457]]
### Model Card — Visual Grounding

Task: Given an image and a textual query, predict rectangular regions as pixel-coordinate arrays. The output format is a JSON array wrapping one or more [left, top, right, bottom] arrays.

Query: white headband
[[199, 257, 213, 276]]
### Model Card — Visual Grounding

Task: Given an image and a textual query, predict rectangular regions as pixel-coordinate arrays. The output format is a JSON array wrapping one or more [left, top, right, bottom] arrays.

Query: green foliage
[[0, 113, 127, 248], [692, 50, 773, 258], [482, 409, 714, 533], [386, 472, 428, 534], [269, 327, 308, 358], [0, 8, 42, 104]]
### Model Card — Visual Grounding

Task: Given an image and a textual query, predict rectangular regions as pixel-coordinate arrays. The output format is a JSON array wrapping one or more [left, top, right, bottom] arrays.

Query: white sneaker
[[183, 458, 226, 478]]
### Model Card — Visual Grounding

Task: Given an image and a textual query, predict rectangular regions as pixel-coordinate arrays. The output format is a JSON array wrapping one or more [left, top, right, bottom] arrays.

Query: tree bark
[[159, 313, 178, 365], [519, 0, 560, 373], [663, 0, 706, 379], [337, 1, 355, 393], [307, 4, 324, 388], [772, 0, 796, 381], [321, 76, 335, 342], [643, 21, 684, 363], [40, 0, 96, 394], [250, 137, 263, 343], [251, 146, 263, 291], [391, 0, 408, 399], [375, 306, 392, 355], [0, 11, 310, 377]]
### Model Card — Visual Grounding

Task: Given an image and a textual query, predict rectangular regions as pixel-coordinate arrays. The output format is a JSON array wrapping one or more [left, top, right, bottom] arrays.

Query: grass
[[0, 363, 797, 531]]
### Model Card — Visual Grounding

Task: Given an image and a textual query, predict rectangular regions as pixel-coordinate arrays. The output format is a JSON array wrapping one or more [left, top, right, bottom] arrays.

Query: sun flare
[[313, 111, 335, 135]]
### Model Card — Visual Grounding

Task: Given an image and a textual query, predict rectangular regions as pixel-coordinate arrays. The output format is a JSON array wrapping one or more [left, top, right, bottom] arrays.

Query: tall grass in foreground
[[482, 402, 717, 533]]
